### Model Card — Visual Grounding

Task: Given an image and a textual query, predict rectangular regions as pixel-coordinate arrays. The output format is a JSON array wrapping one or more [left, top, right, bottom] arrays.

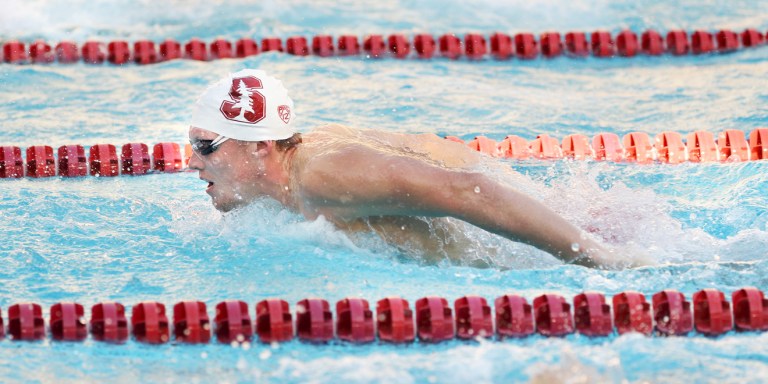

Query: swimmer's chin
[[211, 198, 247, 213]]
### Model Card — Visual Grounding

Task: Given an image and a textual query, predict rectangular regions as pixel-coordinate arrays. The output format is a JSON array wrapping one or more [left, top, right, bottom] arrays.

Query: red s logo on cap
[[220, 76, 266, 124]]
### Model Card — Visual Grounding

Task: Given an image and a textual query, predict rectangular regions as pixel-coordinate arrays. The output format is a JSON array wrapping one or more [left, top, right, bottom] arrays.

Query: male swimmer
[[189, 69, 648, 269]]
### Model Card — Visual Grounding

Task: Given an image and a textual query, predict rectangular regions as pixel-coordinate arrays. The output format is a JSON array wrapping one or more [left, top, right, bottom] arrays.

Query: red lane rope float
[[1, 142, 184, 179], [1, 288, 766, 344], [336, 298, 375, 342], [91, 302, 129, 342], [1, 128, 767, 179], [457, 128, 768, 163], [2, 28, 766, 65]]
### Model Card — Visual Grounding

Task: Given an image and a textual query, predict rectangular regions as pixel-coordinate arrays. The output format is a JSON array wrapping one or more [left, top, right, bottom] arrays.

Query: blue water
[[1, 0, 768, 382]]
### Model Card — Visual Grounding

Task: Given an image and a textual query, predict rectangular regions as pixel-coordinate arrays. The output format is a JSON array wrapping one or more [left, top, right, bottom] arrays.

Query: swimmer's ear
[[252, 140, 274, 157]]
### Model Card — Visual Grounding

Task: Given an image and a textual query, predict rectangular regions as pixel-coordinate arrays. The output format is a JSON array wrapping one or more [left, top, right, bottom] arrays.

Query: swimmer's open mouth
[[201, 177, 214, 192]]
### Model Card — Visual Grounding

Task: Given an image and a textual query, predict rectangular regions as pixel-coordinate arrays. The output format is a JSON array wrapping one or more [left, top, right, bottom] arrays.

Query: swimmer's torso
[[286, 124, 490, 264], [288, 124, 485, 220]]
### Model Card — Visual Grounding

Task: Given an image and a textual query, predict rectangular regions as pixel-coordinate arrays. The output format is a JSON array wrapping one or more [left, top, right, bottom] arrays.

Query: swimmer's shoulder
[[292, 125, 360, 182]]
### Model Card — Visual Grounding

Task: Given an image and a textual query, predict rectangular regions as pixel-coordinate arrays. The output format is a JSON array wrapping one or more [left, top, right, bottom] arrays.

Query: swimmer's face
[[188, 127, 266, 212]]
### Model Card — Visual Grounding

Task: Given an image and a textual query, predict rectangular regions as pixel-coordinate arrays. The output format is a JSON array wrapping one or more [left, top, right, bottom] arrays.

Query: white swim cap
[[190, 69, 296, 141]]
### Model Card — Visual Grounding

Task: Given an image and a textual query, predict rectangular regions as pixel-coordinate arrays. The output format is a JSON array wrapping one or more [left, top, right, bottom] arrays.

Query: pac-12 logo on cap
[[220, 76, 266, 124], [278, 105, 291, 124]]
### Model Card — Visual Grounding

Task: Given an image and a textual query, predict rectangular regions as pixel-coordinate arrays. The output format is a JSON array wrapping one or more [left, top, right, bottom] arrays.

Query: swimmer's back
[[290, 124, 485, 219], [297, 124, 483, 169]]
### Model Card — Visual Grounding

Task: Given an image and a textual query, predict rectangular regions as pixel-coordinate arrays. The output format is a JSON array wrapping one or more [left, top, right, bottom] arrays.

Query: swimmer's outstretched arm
[[301, 146, 645, 268], [414, 171, 616, 268]]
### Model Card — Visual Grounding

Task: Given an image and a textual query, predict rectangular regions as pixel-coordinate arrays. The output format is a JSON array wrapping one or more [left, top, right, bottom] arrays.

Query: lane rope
[[1, 29, 766, 65], [1, 129, 766, 179], [1, 287, 765, 344]]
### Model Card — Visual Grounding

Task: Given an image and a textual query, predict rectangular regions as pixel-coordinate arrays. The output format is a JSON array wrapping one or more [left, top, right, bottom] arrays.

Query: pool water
[[1, 0, 768, 382]]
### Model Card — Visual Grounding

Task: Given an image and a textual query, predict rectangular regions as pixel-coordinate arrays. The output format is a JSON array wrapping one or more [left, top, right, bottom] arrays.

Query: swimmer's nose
[[188, 151, 204, 170]]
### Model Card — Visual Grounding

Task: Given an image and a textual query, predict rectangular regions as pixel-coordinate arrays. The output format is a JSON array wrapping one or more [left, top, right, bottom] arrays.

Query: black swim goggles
[[189, 135, 230, 156]]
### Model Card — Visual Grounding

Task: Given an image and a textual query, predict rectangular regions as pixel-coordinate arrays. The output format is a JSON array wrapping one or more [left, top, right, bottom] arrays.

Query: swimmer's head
[[190, 69, 296, 141], [188, 69, 300, 212]]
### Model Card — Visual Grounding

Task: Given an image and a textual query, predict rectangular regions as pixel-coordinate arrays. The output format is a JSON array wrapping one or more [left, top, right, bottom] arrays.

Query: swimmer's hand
[[571, 246, 657, 270], [621, 252, 657, 269]]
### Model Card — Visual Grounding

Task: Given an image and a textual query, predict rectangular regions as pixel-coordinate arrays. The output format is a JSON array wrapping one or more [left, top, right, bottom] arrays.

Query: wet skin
[[189, 124, 649, 269]]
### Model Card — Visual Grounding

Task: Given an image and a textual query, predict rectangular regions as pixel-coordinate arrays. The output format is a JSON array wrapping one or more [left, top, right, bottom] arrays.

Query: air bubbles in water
[[571, 243, 580, 252], [474, 186, 481, 193]]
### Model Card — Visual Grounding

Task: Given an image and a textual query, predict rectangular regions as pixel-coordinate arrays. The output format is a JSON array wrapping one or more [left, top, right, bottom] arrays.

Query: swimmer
[[188, 69, 650, 269]]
